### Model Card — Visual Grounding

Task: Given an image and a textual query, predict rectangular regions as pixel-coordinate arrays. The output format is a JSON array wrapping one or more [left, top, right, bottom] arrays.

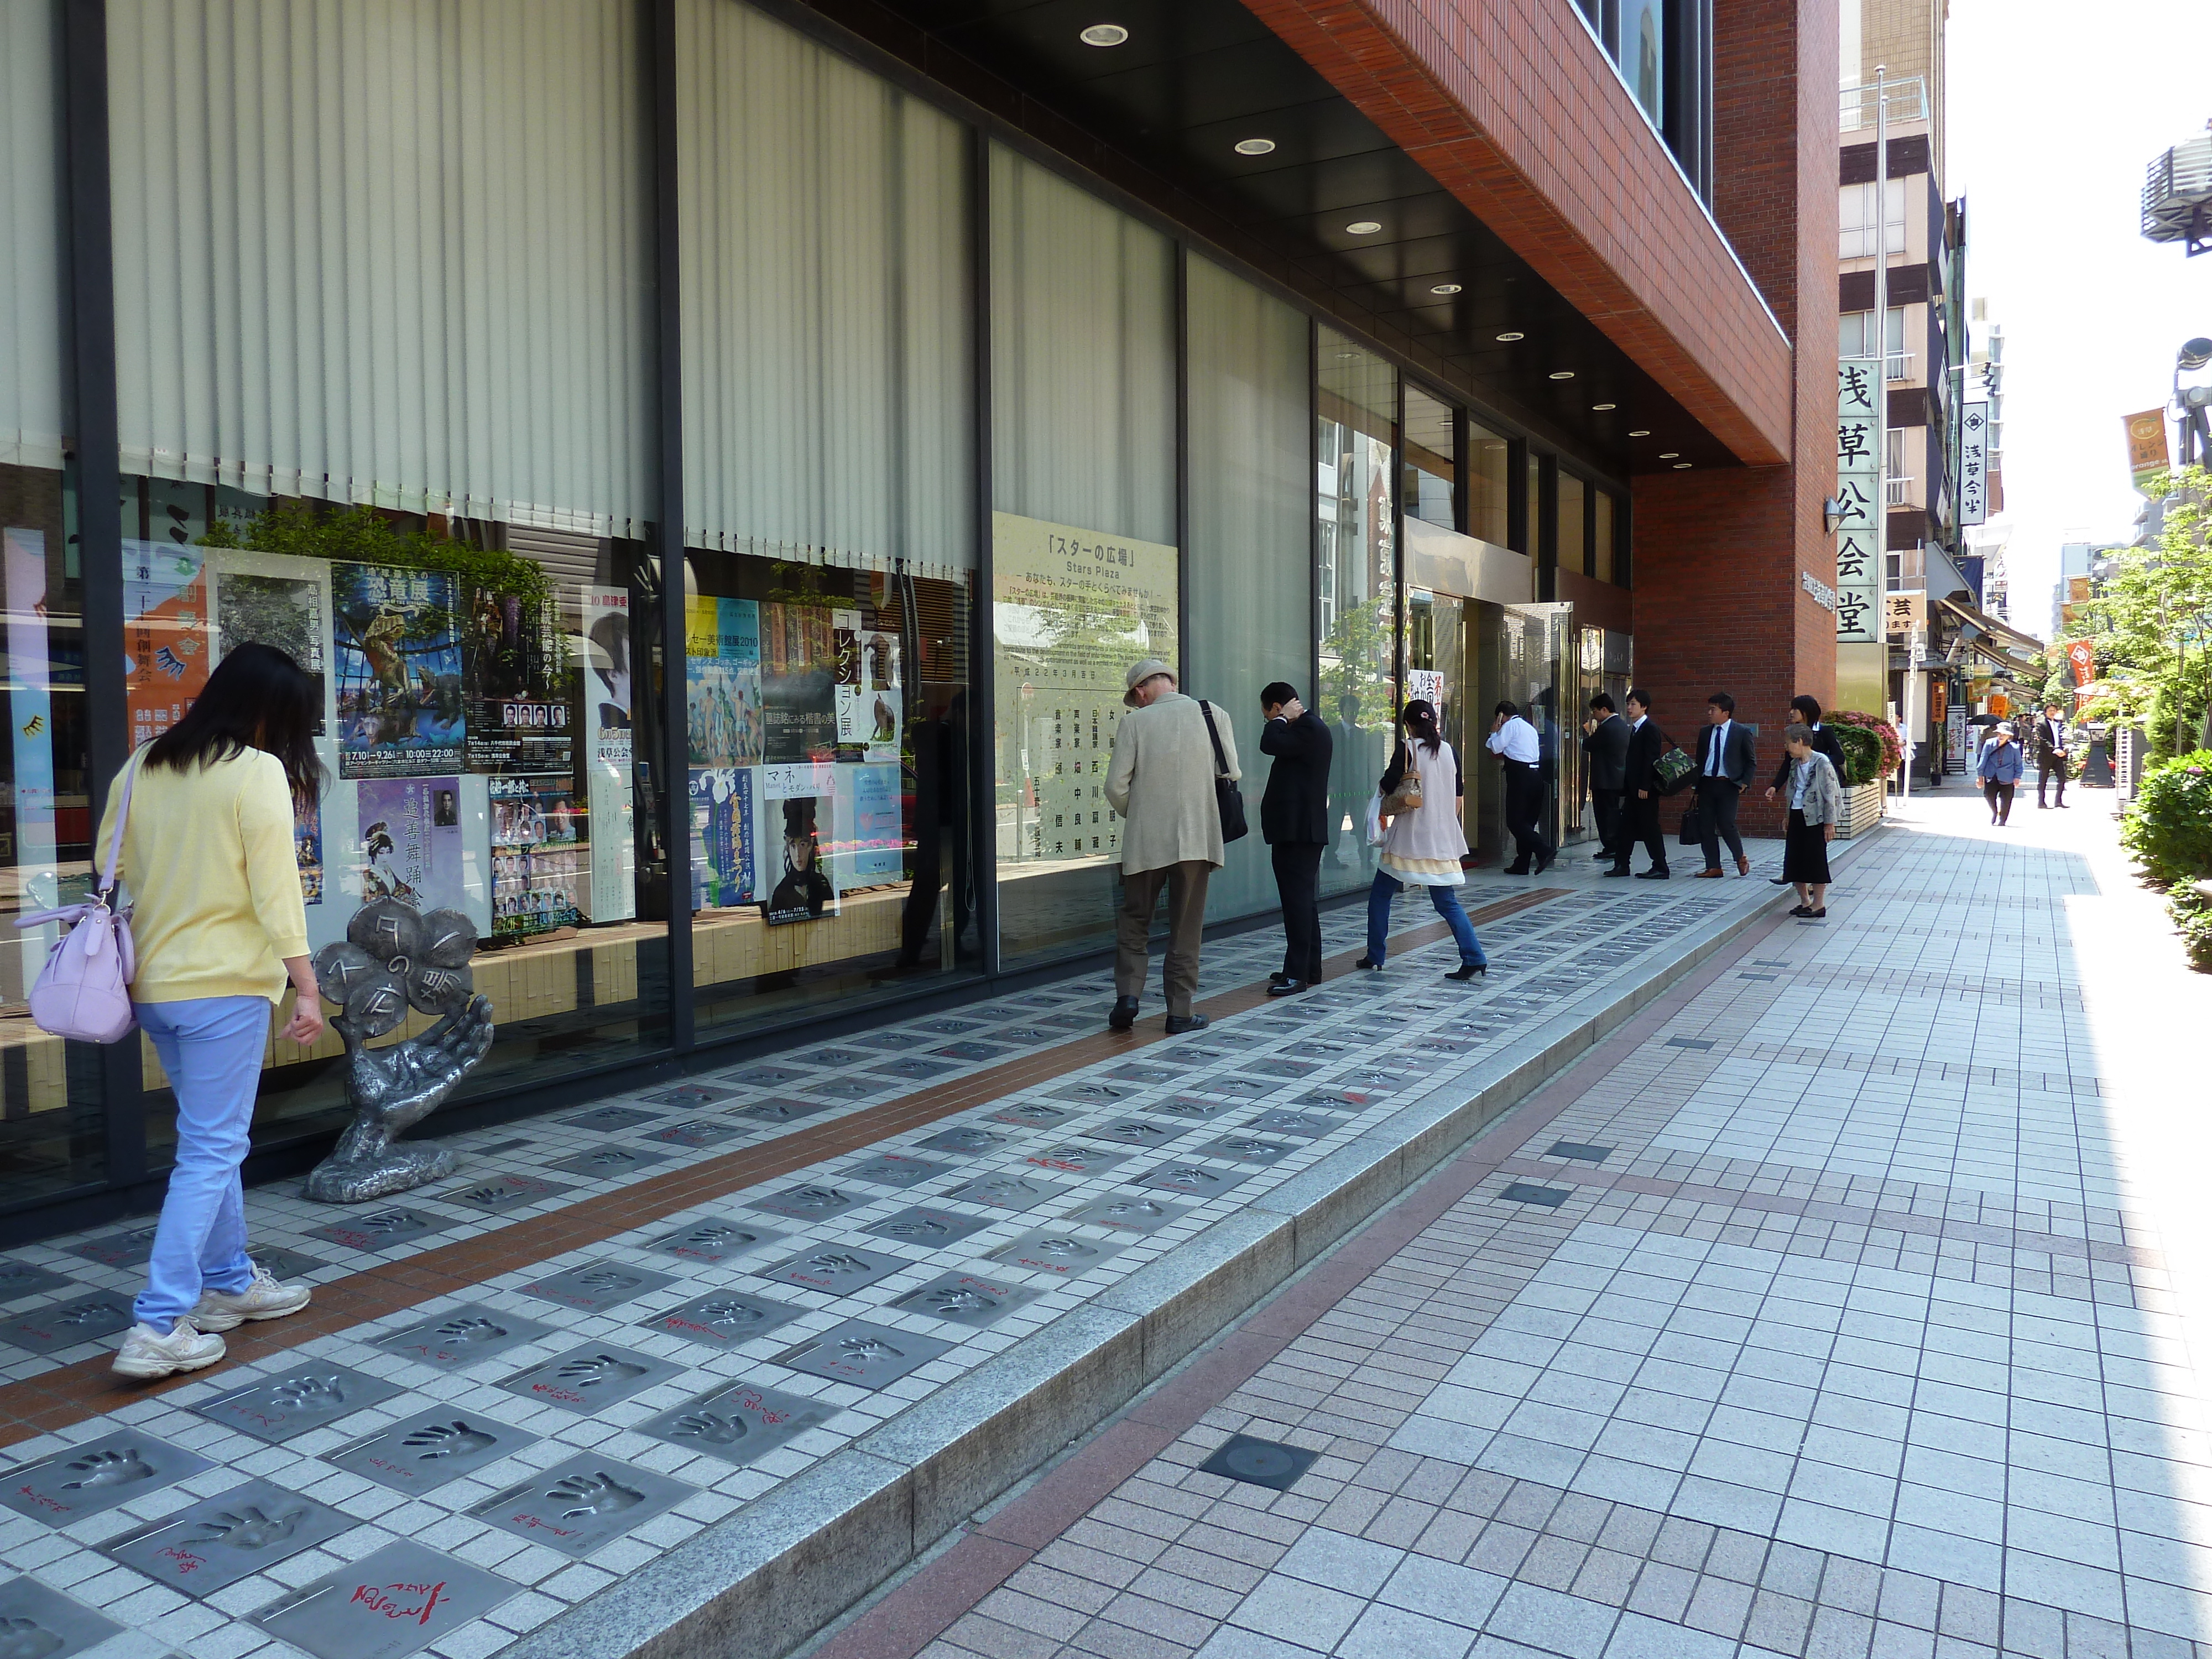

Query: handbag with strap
[[1379, 745, 1425, 816], [1652, 745, 1698, 795], [1677, 804, 1704, 846], [1198, 700, 1249, 844], [14, 750, 142, 1043]]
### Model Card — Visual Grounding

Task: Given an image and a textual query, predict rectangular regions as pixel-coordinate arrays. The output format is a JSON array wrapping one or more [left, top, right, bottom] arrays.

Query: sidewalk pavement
[[812, 789, 2212, 1659], [0, 832, 1798, 1659]]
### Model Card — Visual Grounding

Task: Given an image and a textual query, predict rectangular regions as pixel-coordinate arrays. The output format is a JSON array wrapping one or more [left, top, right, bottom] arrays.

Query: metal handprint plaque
[[303, 897, 495, 1203]]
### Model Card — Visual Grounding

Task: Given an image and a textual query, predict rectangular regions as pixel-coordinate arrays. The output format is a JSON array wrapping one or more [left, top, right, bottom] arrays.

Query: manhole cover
[[1545, 1142, 1614, 1164], [1499, 1183, 1571, 1208], [1198, 1434, 1318, 1491]]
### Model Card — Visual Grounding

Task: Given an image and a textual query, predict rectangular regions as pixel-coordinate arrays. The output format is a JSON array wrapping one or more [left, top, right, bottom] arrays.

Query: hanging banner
[[1835, 360, 1881, 645], [2124, 409, 2171, 491], [2069, 640, 2095, 687], [1959, 402, 1989, 526]]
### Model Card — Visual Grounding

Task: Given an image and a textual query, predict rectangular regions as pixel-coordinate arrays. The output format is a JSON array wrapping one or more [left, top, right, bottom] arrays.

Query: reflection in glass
[[1593, 492, 1617, 585], [1316, 331, 1398, 901], [1468, 424, 1511, 547], [1403, 388, 1456, 531], [1558, 474, 1587, 577]]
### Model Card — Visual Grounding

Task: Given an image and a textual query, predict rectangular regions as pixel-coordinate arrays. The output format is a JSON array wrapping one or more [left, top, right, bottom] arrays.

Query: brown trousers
[[1114, 859, 1212, 1016]]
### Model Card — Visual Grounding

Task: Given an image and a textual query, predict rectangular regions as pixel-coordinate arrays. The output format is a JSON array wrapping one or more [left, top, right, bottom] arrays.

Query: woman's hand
[[1823, 825, 1835, 842], [281, 956, 324, 1044]]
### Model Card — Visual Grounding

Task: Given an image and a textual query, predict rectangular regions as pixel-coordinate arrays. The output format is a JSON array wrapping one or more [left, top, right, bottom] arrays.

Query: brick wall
[[1239, 0, 1796, 467]]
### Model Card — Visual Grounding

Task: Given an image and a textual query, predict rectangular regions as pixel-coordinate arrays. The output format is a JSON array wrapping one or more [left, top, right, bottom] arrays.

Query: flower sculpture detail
[[302, 898, 495, 1204]]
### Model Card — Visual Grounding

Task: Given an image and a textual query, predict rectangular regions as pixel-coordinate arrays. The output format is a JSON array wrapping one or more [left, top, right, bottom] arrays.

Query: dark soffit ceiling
[[843, 0, 1741, 476]]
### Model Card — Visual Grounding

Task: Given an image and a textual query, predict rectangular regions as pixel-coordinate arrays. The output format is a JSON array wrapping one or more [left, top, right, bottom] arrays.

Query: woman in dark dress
[[1780, 726, 1840, 917]]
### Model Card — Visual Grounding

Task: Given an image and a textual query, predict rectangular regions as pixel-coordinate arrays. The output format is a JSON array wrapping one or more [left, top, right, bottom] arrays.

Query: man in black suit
[[2033, 703, 2069, 807], [1763, 695, 1848, 885], [1694, 691, 1757, 878], [1260, 681, 1333, 995], [1606, 688, 1672, 879], [1580, 692, 1629, 865]]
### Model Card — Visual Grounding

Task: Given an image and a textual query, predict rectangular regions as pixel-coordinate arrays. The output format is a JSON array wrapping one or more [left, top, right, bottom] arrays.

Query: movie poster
[[209, 552, 329, 733], [688, 766, 756, 910], [832, 608, 901, 761], [761, 788, 838, 926], [122, 540, 210, 748], [466, 589, 571, 773], [295, 792, 325, 906], [760, 602, 836, 763], [686, 596, 764, 766], [582, 585, 636, 922], [356, 776, 466, 912], [334, 564, 464, 778], [488, 774, 585, 939]]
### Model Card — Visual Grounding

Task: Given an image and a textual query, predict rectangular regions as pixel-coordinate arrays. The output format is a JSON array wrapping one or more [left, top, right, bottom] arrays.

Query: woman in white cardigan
[[1356, 699, 1489, 979]]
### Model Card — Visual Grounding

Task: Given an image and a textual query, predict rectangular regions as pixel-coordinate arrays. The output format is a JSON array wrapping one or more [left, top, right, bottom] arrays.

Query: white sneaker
[[191, 1263, 312, 1332], [112, 1317, 226, 1379]]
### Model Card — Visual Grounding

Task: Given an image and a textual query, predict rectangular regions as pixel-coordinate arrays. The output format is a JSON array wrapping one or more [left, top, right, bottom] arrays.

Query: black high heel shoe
[[1445, 963, 1487, 980]]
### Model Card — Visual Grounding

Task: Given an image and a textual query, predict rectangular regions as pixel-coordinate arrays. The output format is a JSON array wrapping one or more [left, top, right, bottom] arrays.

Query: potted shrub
[[1824, 711, 1897, 837], [2121, 753, 2212, 971]]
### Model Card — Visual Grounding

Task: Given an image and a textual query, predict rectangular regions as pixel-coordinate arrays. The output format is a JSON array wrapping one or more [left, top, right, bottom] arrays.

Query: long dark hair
[[146, 642, 324, 806], [1401, 698, 1443, 755]]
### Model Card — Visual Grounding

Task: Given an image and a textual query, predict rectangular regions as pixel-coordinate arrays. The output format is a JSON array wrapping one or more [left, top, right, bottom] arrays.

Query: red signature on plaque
[[349, 1577, 448, 1625]]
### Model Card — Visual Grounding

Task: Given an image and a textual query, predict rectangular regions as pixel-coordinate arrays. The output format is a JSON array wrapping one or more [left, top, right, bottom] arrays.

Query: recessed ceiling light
[[1234, 138, 1275, 156], [1673, 462, 1693, 469], [1549, 371, 1575, 380], [1495, 331, 1525, 342], [1628, 429, 1652, 437], [1658, 451, 1679, 459], [1430, 283, 1463, 295], [1346, 220, 1383, 235], [1591, 402, 1616, 411], [1078, 22, 1129, 45]]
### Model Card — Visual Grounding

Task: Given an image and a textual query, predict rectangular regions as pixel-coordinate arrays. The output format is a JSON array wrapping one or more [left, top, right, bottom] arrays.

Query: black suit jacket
[[1582, 714, 1629, 792], [1770, 723, 1848, 790], [1259, 711, 1334, 844], [1696, 722, 1757, 789], [1623, 717, 1670, 795]]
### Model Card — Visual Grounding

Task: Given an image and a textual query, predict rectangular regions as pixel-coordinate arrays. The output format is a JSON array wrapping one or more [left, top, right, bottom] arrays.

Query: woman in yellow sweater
[[97, 643, 327, 1379]]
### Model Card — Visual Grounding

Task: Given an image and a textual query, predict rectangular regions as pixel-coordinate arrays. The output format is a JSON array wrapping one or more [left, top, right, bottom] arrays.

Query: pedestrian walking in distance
[[1104, 659, 1240, 1034], [1606, 688, 1673, 879], [1780, 724, 1840, 918], [1764, 696, 1849, 885], [1977, 722, 2023, 826], [1355, 700, 1489, 979], [97, 643, 325, 1380], [1487, 700, 1554, 874], [1259, 680, 1332, 997], [1580, 693, 1629, 865], [2033, 702, 2069, 808], [1694, 691, 1757, 879]]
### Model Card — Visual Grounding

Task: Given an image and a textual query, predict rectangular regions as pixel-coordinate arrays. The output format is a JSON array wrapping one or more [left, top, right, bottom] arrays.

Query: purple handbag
[[14, 753, 141, 1043]]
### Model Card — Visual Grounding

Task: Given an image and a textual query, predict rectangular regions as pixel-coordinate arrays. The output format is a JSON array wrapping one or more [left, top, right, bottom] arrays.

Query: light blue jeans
[[1366, 873, 1487, 967], [134, 997, 269, 1333]]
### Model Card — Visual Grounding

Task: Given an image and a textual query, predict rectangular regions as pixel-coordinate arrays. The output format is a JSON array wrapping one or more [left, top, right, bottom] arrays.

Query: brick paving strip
[[804, 894, 1797, 1659], [0, 889, 1563, 1443]]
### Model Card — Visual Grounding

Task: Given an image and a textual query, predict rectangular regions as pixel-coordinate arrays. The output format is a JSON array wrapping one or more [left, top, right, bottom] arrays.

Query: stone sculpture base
[[303, 1142, 458, 1204]]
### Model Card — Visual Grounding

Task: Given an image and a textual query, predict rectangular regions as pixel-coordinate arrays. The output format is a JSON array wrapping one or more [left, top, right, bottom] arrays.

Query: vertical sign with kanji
[[1959, 402, 1989, 527], [1835, 359, 1881, 643]]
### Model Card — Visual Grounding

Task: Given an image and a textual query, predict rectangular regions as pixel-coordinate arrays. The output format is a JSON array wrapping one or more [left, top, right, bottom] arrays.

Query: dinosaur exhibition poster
[[333, 562, 465, 779]]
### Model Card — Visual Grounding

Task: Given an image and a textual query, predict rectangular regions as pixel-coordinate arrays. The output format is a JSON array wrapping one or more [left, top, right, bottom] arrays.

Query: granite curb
[[504, 825, 1892, 1659]]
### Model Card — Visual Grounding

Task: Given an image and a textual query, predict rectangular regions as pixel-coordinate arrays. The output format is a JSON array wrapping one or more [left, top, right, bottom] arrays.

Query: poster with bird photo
[[333, 562, 465, 778]]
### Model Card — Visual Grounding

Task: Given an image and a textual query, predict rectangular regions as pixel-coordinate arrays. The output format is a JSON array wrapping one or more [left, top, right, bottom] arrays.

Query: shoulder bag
[[1652, 745, 1699, 795], [14, 750, 142, 1043], [1379, 745, 1425, 816], [1198, 701, 1249, 844]]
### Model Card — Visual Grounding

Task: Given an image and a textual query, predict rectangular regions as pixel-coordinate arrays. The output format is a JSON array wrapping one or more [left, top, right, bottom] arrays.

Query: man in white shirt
[[1486, 701, 1553, 875], [1694, 691, 1757, 878]]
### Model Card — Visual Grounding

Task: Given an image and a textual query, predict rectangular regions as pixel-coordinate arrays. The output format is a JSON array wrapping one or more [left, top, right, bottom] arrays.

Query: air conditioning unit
[[2143, 132, 2212, 254]]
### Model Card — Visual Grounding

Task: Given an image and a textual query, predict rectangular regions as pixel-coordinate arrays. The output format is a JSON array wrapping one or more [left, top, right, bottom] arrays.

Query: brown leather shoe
[[1736, 855, 1751, 877], [1695, 868, 1725, 879]]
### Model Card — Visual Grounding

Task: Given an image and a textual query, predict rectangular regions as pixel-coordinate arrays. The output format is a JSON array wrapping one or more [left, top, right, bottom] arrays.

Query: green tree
[[2080, 466, 2212, 755]]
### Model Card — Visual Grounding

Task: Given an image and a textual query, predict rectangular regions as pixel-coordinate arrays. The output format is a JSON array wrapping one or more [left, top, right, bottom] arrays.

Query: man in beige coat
[[1104, 659, 1239, 1034]]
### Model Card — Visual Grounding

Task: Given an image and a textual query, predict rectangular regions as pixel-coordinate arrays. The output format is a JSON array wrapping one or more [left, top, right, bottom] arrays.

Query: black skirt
[[1783, 807, 1830, 884]]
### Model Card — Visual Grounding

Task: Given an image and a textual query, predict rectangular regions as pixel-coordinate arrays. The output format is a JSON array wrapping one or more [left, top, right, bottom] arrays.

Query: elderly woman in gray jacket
[[1781, 725, 1840, 918]]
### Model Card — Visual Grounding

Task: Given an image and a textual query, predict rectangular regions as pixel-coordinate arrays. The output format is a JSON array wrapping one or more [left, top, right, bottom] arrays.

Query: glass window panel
[[1593, 492, 1616, 585], [1620, 0, 1665, 125], [1187, 256, 1311, 925], [990, 148, 1177, 969], [1316, 329, 1397, 901], [1558, 474, 1587, 577], [1403, 387, 1456, 531], [103, 2, 666, 1165], [1467, 422, 1511, 547]]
